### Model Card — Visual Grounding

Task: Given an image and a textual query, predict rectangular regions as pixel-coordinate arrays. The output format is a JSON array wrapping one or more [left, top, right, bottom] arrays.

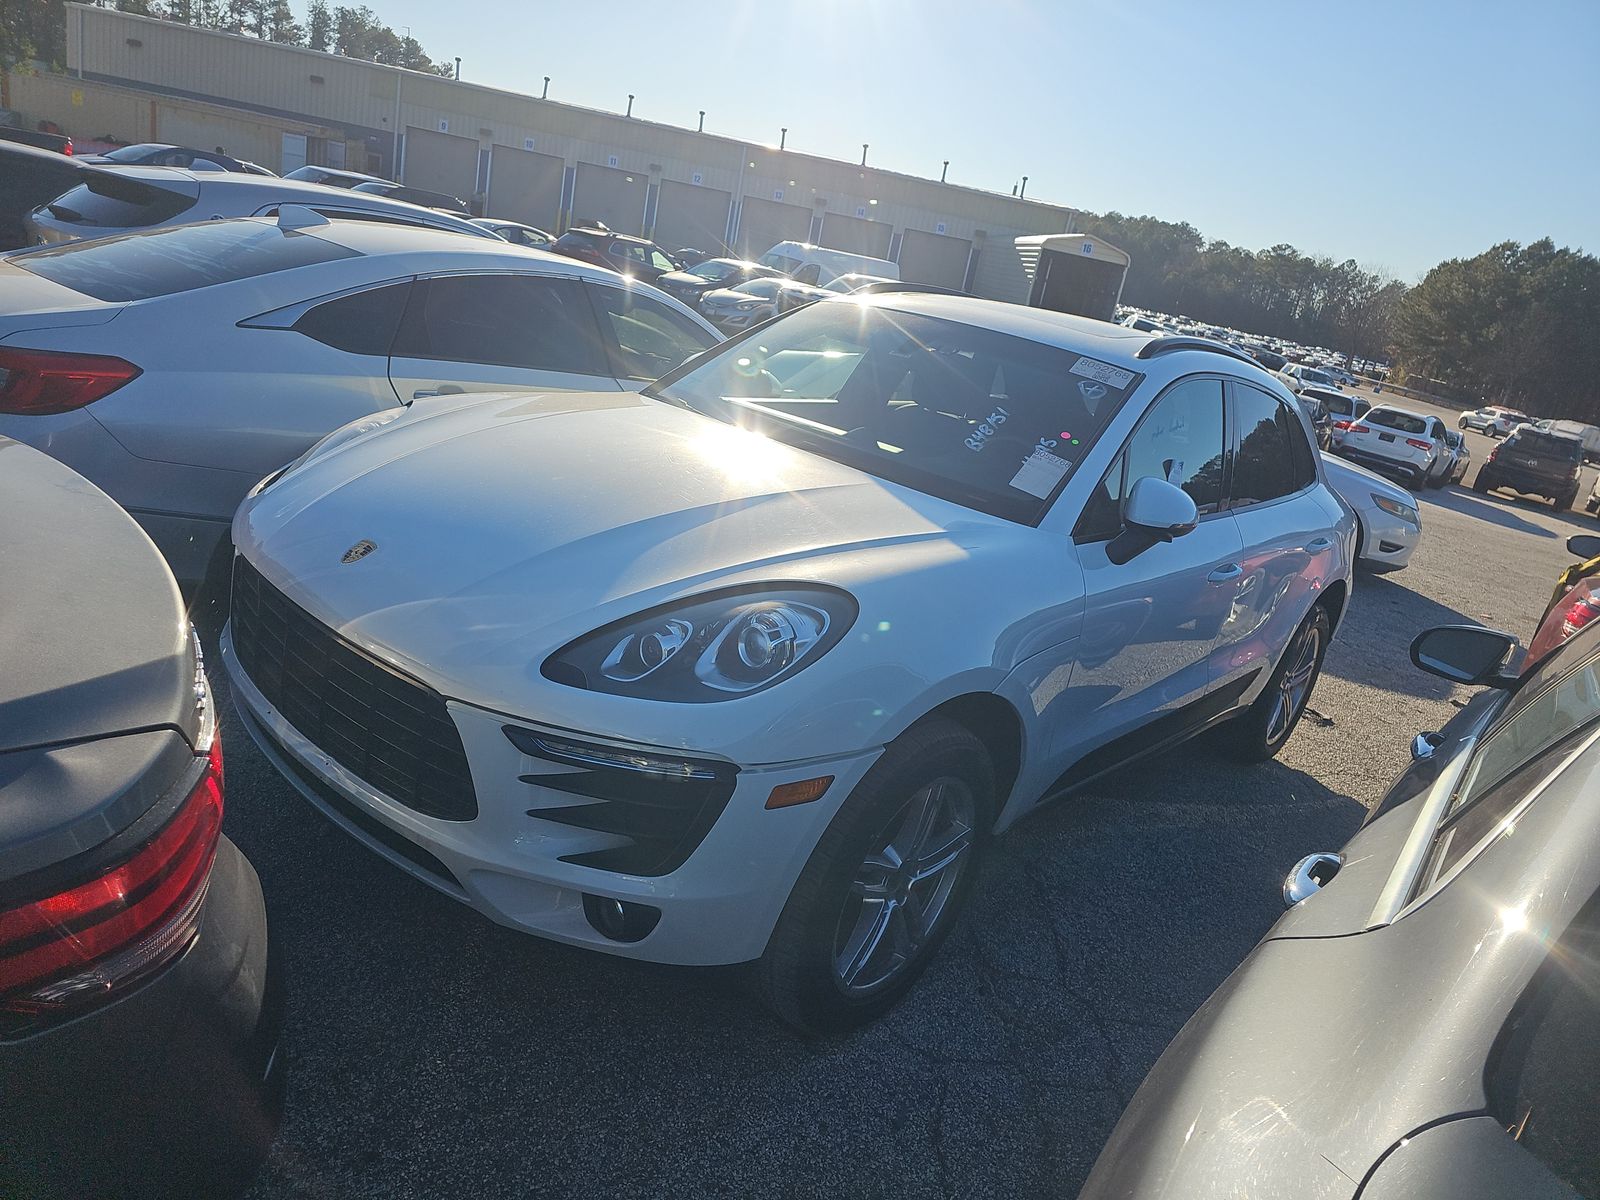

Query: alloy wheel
[[832, 777, 975, 995], [1266, 621, 1323, 744]]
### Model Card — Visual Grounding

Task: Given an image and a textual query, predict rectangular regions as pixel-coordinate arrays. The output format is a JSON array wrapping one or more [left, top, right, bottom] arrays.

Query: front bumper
[[0, 837, 283, 1200], [222, 624, 881, 966], [1356, 503, 1419, 572]]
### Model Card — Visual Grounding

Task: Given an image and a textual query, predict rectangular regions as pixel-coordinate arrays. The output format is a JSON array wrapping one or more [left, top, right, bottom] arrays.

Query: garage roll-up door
[[818, 212, 892, 258], [653, 180, 732, 256], [898, 229, 973, 290], [402, 127, 478, 202], [572, 162, 647, 235], [734, 196, 812, 259], [487, 145, 563, 229]]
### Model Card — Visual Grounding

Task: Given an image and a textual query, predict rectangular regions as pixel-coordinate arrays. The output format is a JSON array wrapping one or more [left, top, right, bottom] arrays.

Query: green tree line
[[1392, 240, 1599, 420], [2, 0, 454, 76], [1076, 210, 1595, 419], [1076, 210, 1406, 363]]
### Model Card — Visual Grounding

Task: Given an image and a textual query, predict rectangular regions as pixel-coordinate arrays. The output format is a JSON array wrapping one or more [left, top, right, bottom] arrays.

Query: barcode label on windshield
[[1070, 357, 1135, 390]]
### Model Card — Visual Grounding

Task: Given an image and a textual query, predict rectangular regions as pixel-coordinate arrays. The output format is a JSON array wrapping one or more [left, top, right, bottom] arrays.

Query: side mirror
[[1567, 534, 1600, 562], [1125, 476, 1198, 540], [1409, 625, 1519, 689], [1107, 477, 1198, 566]]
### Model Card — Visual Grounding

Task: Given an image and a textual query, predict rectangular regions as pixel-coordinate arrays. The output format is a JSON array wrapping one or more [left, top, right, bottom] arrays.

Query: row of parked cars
[[4, 156, 1593, 1198]]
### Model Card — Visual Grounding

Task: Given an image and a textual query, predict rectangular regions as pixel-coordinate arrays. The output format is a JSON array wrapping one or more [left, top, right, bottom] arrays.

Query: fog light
[[583, 894, 662, 943]]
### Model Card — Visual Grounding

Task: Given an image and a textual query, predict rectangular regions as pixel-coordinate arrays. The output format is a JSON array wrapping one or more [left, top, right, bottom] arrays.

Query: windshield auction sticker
[[1070, 357, 1136, 390], [1010, 448, 1072, 498]]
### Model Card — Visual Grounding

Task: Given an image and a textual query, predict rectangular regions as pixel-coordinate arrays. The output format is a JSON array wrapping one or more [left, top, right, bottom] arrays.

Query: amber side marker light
[[766, 776, 834, 810]]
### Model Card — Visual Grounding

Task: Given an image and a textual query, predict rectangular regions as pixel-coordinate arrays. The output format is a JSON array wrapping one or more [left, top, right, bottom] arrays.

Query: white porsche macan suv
[[225, 296, 1356, 1032]]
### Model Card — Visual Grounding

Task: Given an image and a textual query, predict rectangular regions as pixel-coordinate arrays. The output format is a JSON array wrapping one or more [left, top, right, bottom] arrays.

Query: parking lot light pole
[[542, 77, 550, 99], [780, 128, 787, 150], [861, 144, 868, 166], [941, 160, 949, 183], [698, 111, 705, 132]]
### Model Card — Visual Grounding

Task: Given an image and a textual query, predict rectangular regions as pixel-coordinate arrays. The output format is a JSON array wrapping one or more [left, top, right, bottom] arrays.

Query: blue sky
[[373, 0, 1598, 280]]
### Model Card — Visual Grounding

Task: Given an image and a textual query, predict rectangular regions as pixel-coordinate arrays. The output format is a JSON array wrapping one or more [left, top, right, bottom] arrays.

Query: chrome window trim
[[1391, 721, 1600, 924], [1365, 737, 1476, 930]]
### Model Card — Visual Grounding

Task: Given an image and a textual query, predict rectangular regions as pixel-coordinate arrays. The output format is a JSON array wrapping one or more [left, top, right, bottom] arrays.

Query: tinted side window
[[587, 285, 719, 380], [1231, 385, 1307, 505], [294, 281, 412, 355], [393, 274, 607, 375], [1074, 377, 1226, 542]]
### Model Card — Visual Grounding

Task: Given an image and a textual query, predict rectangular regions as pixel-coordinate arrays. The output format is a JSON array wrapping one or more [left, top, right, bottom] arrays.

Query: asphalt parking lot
[[227, 384, 1592, 1200]]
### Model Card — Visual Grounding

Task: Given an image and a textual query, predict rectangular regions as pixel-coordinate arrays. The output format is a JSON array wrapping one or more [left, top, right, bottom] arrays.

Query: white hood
[[238, 391, 1011, 692]]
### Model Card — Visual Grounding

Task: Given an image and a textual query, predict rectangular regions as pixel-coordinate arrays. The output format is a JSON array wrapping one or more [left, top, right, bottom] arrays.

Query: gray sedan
[[1082, 615, 1600, 1198]]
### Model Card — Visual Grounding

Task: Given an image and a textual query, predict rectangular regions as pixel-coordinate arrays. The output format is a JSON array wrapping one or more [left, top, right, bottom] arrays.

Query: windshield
[[13, 219, 359, 301], [101, 144, 162, 161], [652, 302, 1141, 523], [1367, 409, 1428, 435], [689, 260, 739, 280]]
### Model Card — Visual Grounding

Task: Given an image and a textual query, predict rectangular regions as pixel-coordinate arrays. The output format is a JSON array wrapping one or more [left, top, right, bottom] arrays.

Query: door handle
[[413, 384, 466, 399], [412, 389, 440, 399], [1207, 563, 1244, 583], [1308, 536, 1333, 550]]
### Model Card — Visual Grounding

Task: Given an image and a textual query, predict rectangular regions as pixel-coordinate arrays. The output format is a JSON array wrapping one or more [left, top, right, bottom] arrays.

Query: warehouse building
[[5, 5, 1078, 299]]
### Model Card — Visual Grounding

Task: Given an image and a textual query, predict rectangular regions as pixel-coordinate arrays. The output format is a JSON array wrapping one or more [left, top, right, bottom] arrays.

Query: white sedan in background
[[0, 211, 720, 589], [1321, 452, 1421, 571], [225, 300, 1355, 1034]]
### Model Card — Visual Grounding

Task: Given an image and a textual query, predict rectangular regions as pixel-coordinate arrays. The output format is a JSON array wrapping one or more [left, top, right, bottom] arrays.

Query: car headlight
[[542, 585, 857, 702], [1372, 493, 1419, 527], [733, 299, 763, 310]]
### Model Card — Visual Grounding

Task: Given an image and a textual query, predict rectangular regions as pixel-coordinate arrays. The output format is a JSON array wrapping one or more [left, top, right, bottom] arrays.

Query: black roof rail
[[1135, 336, 1258, 367]]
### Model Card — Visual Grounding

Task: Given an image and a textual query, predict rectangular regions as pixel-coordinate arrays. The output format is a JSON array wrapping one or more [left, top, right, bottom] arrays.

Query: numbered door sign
[[1082, 241, 1094, 255], [855, 205, 867, 218], [773, 189, 784, 201], [691, 171, 704, 185], [438, 119, 449, 133], [607, 154, 619, 168], [935, 222, 948, 235], [523, 137, 536, 151]]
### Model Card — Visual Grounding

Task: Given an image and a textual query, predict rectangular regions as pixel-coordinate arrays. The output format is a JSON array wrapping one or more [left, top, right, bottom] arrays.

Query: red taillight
[[0, 737, 222, 1023], [1405, 437, 1432, 450], [1564, 596, 1600, 638], [1332, 419, 1353, 431], [61, 138, 73, 156], [1350, 424, 1372, 435], [0, 346, 141, 416]]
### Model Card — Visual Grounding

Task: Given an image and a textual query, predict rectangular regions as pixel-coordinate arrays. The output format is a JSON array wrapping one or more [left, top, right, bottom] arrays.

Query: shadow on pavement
[[1421, 485, 1559, 538], [221, 656, 1364, 1200], [1321, 572, 1476, 700]]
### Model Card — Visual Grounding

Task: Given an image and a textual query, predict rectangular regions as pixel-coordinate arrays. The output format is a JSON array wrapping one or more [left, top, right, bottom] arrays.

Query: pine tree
[[305, 0, 331, 50], [263, 0, 300, 43]]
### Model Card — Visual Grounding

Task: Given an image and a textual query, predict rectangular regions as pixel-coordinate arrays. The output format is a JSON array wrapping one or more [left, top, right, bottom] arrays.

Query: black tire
[[1585, 497, 1598, 514], [1214, 604, 1332, 763], [1474, 472, 1492, 494], [1556, 490, 1577, 511], [753, 717, 995, 1035], [1458, 417, 1469, 429]]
